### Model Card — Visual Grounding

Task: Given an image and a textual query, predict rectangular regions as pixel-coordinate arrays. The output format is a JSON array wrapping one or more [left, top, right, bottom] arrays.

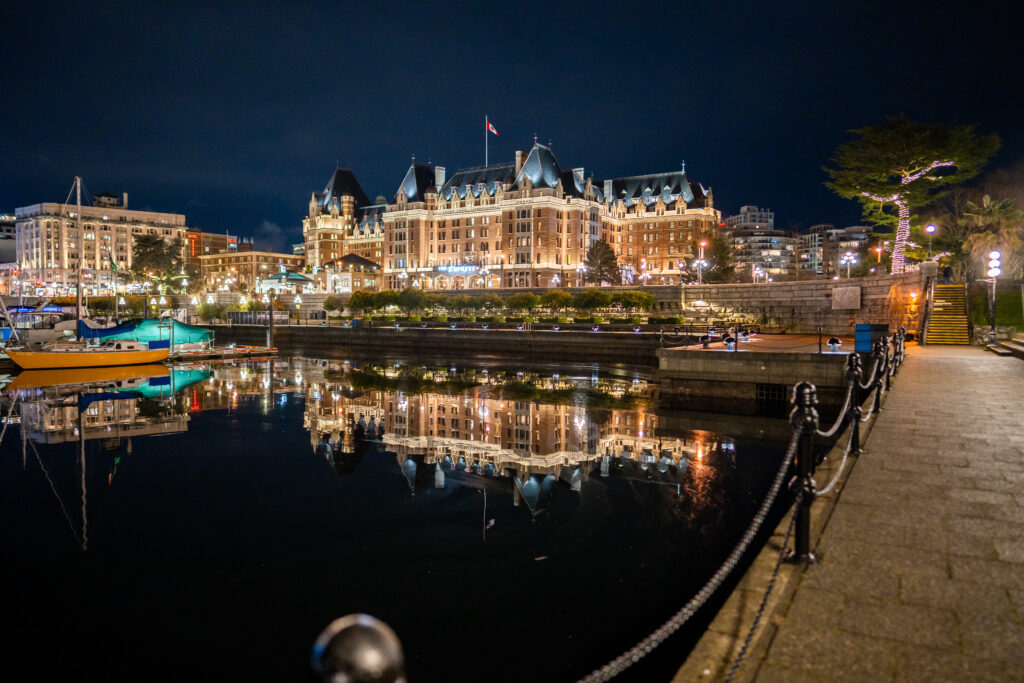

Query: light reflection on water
[[0, 357, 787, 682]]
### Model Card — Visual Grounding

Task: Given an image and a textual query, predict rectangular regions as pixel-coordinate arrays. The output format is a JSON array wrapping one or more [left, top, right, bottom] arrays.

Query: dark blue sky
[[2, 1, 1019, 251]]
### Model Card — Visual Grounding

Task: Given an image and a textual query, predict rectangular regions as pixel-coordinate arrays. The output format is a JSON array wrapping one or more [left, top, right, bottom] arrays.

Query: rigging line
[[0, 393, 18, 447], [30, 440, 83, 547]]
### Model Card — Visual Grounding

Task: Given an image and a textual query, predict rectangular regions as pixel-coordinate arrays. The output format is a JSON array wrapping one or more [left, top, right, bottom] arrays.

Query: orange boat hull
[[5, 348, 170, 370]]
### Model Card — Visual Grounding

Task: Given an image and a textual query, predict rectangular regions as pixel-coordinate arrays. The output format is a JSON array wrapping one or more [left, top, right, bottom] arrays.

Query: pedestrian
[[941, 265, 953, 285]]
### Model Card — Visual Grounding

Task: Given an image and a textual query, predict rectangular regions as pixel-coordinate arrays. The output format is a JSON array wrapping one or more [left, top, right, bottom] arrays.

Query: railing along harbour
[[308, 329, 908, 683]]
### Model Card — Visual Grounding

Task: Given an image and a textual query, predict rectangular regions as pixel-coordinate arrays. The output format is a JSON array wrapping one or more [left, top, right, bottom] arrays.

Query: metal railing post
[[788, 381, 819, 564], [871, 340, 884, 415], [881, 336, 892, 392], [846, 353, 863, 454]]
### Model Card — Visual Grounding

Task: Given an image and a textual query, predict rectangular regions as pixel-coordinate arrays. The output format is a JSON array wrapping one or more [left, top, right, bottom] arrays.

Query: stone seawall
[[677, 271, 926, 334], [206, 325, 663, 364]]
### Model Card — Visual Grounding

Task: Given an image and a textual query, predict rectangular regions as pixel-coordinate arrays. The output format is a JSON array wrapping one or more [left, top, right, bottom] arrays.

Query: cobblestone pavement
[[756, 345, 1024, 681]]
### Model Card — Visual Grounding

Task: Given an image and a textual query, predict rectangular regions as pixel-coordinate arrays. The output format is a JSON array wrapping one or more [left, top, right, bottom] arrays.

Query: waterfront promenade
[[751, 345, 1024, 680]]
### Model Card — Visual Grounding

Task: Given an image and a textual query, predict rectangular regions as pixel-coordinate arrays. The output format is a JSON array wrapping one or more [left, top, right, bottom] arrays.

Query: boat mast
[[75, 176, 83, 322]]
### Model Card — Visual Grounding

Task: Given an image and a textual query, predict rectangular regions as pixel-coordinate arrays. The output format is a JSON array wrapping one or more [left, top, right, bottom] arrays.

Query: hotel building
[[14, 192, 187, 295], [303, 142, 720, 290]]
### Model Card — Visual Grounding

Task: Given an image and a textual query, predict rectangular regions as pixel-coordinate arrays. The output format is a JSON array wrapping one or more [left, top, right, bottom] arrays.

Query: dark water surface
[[0, 355, 791, 682]]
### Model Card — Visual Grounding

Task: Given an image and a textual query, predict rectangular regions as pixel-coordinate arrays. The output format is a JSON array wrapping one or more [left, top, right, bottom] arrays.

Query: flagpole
[[485, 115, 488, 166]]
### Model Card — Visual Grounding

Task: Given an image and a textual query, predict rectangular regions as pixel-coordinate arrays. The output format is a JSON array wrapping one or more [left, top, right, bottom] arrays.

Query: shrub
[[407, 315, 421, 322]]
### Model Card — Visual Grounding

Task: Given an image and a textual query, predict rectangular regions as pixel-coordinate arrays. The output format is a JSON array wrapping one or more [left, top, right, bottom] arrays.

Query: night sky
[[3, 1, 1020, 251]]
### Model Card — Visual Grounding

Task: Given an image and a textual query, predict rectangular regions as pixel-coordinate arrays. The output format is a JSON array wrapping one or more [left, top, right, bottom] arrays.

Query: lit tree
[[825, 116, 998, 273], [583, 240, 621, 285]]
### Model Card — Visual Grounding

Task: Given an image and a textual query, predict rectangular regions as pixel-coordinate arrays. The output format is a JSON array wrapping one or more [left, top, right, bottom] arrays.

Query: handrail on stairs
[[920, 275, 935, 345]]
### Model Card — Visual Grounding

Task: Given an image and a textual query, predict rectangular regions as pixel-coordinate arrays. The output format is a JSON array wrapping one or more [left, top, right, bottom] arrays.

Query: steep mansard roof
[[318, 168, 371, 210], [396, 162, 436, 203], [513, 142, 562, 189], [605, 170, 710, 209], [440, 163, 515, 200]]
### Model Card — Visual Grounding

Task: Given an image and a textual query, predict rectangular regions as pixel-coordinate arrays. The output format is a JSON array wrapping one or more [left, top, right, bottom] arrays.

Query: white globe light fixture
[[985, 251, 1002, 345]]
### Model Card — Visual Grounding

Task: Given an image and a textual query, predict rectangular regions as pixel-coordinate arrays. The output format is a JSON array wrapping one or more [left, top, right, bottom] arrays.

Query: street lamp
[[987, 250, 1002, 345], [925, 224, 936, 258], [875, 245, 883, 263], [207, 294, 214, 304], [840, 251, 857, 279], [698, 240, 707, 285]]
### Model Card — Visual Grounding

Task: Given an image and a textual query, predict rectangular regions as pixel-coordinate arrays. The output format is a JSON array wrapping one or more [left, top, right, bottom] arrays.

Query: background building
[[196, 250, 305, 291], [798, 224, 874, 276], [15, 192, 187, 295], [185, 228, 251, 265], [724, 206, 796, 280]]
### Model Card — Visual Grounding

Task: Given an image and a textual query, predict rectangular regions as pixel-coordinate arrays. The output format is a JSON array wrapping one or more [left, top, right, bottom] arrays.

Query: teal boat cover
[[78, 319, 212, 344]]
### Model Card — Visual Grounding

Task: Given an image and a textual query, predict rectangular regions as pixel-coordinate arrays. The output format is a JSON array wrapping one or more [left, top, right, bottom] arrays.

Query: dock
[[167, 345, 277, 362]]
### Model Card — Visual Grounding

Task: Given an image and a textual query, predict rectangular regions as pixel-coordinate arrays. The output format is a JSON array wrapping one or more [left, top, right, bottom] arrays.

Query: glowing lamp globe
[[987, 267, 1001, 278], [989, 250, 1001, 260]]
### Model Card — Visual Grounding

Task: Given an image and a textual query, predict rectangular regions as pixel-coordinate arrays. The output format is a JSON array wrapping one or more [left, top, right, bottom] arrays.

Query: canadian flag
[[486, 120, 499, 136]]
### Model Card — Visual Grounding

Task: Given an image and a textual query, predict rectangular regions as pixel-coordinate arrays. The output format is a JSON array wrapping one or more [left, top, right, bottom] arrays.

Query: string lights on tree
[[825, 116, 998, 275]]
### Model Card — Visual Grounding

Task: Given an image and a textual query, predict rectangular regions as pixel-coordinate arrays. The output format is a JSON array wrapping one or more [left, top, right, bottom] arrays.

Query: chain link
[[815, 381, 854, 439], [816, 424, 856, 497], [582, 330, 905, 682], [724, 495, 801, 682], [578, 431, 801, 683]]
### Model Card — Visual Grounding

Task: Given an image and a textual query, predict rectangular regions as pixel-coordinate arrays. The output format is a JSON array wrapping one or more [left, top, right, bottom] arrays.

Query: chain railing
[[309, 328, 908, 683], [578, 327, 907, 683]]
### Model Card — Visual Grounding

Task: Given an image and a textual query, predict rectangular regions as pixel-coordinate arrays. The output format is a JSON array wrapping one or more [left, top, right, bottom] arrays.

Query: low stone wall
[[677, 271, 926, 334], [655, 347, 852, 413]]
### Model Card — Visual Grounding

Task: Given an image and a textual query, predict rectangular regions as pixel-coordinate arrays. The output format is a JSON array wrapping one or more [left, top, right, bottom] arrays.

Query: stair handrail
[[920, 275, 935, 345], [964, 281, 974, 343]]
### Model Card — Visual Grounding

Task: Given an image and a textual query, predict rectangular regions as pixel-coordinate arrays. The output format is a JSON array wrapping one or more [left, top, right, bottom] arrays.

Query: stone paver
[[755, 345, 1024, 681]]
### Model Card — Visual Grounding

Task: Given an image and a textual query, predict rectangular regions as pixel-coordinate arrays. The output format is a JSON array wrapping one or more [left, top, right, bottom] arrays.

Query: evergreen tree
[[825, 116, 998, 273], [583, 240, 621, 285]]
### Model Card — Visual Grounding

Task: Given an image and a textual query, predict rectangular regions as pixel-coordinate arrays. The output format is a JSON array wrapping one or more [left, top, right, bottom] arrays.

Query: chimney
[[435, 165, 445, 190], [603, 179, 613, 203], [515, 150, 524, 176], [573, 167, 584, 181], [122, 192, 128, 208]]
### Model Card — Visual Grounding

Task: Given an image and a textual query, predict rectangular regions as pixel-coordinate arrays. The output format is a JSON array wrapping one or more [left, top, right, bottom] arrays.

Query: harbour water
[[0, 355, 792, 682]]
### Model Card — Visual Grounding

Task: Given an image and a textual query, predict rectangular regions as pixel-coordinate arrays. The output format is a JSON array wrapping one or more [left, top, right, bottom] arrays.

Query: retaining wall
[[176, 272, 925, 335]]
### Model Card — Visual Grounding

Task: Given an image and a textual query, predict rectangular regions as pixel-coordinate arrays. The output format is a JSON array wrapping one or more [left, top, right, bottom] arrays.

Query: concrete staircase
[[926, 284, 971, 344], [996, 335, 1024, 359]]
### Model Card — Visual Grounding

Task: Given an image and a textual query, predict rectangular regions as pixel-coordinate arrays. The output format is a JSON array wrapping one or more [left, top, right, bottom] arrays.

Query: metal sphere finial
[[312, 614, 405, 683]]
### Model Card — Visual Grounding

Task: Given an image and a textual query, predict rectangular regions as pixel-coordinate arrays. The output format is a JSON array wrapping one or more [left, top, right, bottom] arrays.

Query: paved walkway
[[755, 345, 1024, 681]]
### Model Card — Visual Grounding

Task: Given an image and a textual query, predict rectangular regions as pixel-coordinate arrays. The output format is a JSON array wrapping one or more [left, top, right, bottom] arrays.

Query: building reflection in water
[[298, 358, 738, 517]]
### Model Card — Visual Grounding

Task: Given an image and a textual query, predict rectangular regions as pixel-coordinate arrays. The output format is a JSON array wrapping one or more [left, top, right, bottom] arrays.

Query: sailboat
[[3, 177, 170, 370]]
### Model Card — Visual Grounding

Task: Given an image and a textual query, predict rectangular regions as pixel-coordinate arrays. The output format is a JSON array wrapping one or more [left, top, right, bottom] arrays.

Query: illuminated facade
[[302, 169, 385, 269], [304, 143, 720, 290], [196, 250, 306, 291], [14, 193, 187, 295]]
